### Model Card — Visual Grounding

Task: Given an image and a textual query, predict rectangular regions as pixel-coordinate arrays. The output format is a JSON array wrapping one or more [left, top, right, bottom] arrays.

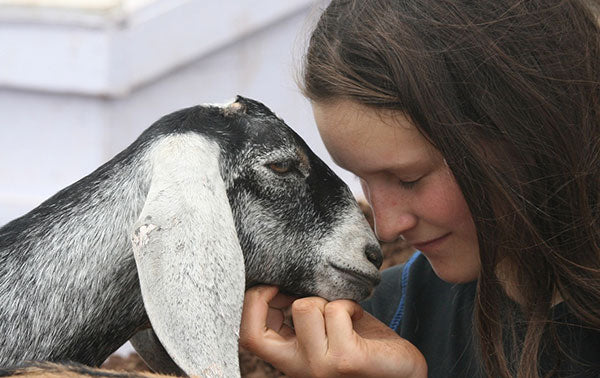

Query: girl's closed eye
[[392, 167, 431, 189], [397, 177, 421, 189]]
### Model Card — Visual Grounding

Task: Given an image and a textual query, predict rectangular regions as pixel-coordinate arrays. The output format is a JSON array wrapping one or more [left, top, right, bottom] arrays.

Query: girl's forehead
[[312, 100, 440, 172], [312, 100, 416, 137]]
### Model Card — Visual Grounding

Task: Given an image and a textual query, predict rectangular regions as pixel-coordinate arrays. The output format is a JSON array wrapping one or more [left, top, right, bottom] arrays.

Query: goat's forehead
[[241, 120, 304, 150], [246, 116, 294, 137], [211, 98, 302, 148]]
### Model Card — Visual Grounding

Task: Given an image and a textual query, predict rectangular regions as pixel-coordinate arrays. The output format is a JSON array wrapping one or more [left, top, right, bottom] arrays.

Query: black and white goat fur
[[0, 96, 383, 377]]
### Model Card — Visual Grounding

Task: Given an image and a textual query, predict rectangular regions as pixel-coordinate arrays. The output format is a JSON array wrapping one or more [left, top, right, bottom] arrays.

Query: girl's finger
[[268, 291, 297, 309], [353, 311, 401, 339], [241, 286, 280, 328], [240, 286, 289, 348], [240, 285, 303, 372], [323, 300, 364, 351], [265, 307, 295, 339], [291, 297, 329, 359], [265, 306, 284, 331]]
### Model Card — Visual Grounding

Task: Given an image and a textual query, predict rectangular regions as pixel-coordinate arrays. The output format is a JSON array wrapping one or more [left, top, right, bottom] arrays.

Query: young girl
[[240, 0, 600, 376]]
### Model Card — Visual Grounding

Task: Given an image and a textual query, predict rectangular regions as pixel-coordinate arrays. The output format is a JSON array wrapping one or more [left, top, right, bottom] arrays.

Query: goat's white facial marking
[[315, 206, 381, 301]]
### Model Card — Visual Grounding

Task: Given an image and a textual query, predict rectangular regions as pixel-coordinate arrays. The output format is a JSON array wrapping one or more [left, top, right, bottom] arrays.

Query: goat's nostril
[[365, 244, 383, 269]]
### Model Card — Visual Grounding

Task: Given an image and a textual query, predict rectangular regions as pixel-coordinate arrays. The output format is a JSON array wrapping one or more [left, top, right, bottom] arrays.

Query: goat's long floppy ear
[[131, 135, 245, 377]]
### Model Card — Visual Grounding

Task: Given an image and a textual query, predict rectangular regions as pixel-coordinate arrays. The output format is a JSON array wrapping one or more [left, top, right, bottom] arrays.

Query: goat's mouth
[[330, 263, 381, 289]]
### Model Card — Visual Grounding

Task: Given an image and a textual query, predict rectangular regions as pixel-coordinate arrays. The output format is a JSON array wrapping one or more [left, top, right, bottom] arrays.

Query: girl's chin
[[425, 255, 480, 284]]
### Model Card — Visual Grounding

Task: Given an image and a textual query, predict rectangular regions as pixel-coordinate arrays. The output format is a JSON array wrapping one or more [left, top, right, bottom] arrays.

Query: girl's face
[[313, 100, 480, 283]]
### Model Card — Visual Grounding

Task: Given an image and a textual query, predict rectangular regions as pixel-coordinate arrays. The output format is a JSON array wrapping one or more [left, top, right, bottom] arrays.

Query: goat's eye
[[267, 161, 293, 174]]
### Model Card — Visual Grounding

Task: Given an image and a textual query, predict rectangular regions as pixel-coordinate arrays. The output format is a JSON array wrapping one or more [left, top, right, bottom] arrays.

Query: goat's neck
[[0, 150, 152, 366]]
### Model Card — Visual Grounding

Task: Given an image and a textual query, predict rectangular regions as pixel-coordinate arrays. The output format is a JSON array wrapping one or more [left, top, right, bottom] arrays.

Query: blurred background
[[0, 0, 362, 228]]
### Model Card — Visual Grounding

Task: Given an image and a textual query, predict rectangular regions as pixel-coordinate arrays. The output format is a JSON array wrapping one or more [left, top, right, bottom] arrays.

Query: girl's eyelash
[[352, 173, 420, 189], [398, 178, 420, 189]]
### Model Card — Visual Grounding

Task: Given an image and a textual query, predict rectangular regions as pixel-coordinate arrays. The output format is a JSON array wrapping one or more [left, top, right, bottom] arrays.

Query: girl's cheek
[[422, 169, 472, 224]]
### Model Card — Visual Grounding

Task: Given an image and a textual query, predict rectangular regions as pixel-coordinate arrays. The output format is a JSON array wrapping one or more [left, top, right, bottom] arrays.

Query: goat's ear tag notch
[[224, 96, 247, 116]]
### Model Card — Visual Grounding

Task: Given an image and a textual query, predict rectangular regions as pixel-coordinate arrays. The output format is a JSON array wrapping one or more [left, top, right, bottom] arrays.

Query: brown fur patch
[[0, 362, 173, 377]]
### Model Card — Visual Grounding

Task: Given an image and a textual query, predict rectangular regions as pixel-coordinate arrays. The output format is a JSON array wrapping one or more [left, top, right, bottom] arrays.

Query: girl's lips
[[410, 233, 451, 251]]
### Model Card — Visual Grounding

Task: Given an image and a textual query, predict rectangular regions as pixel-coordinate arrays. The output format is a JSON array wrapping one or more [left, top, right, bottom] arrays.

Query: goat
[[0, 96, 383, 377]]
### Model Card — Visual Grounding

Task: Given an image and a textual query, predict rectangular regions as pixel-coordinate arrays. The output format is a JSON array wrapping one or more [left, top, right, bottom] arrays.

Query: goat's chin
[[306, 274, 379, 302], [277, 284, 372, 303], [315, 282, 375, 302], [268, 271, 381, 302], [246, 269, 380, 302], [308, 263, 381, 302]]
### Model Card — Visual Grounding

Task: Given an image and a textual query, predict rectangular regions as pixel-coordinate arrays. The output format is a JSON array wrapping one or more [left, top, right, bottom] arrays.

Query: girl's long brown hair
[[302, 0, 600, 376]]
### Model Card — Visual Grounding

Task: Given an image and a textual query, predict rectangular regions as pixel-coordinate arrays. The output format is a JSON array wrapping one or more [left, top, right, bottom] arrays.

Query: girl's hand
[[239, 285, 427, 378]]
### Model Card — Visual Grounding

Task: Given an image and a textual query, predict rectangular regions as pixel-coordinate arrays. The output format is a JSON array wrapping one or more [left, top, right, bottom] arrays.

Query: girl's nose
[[363, 181, 417, 243], [372, 207, 417, 242]]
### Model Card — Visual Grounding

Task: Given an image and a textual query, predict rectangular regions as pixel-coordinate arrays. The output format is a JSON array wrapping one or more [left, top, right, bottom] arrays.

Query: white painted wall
[[0, 0, 318, 95]]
